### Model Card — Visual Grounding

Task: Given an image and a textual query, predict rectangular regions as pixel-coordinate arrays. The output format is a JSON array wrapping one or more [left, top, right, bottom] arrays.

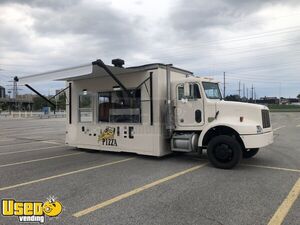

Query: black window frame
[[78, 93, 93, 123], [188, 82, 201, 100], [98, 89, 142, 124]]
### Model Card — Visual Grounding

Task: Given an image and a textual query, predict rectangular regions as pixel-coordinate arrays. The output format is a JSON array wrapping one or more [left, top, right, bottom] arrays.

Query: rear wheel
[[207, 135, 242, 169], [242, 148, 259, 158]]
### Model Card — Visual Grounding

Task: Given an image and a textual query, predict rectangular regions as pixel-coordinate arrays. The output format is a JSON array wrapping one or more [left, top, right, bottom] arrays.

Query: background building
[[0, 85, 5, 98], [256, 97, 280, 105]]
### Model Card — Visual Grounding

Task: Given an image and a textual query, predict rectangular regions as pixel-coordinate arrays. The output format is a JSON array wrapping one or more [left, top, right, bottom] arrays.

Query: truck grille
[[261, 110, 271, 128]]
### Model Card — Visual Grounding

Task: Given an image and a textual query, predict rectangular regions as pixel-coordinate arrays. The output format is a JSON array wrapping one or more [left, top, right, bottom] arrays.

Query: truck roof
[[58, 63, 193, 81], [173, 76, 220, 83], [127, 63, 193, 75], [18, 62, 193, 84]]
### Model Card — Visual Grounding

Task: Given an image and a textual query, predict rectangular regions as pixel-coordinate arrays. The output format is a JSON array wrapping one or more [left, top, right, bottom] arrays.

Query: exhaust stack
[[165, 64, 174, 138]]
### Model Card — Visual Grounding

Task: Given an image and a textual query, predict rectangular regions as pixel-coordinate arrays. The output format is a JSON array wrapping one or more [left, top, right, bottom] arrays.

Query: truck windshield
[[202, 82, 222, 99]]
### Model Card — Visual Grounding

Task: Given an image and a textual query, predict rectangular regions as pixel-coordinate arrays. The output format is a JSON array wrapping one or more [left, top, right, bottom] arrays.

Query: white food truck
[[18, 59, 273, 169]]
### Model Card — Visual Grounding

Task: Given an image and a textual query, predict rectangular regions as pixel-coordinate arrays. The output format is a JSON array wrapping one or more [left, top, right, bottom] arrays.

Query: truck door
[[176, 82, 204, 127]]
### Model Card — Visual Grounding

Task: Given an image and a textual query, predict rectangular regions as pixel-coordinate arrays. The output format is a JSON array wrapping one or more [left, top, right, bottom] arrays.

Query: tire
[[207, 135, 242, 169], [242, 148, 259, 158]]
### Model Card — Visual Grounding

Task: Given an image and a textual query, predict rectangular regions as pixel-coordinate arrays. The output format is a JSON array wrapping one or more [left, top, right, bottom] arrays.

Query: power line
[[226, 63, 300, 74], [1, 26, 299, 64], [205, 62, 300, 80], [226, 75, 300, 83], [146, 25, 300, 53], [194, 50, 300, 70], [146, 41, 300, 63]]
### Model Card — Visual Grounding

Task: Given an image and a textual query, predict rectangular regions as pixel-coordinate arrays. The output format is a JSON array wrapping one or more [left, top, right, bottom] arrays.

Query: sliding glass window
[[79, 94, 93, 122], [98, 89, 141, 123]]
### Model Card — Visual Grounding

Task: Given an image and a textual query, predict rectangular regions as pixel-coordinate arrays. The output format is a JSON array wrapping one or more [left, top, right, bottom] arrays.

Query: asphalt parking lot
[[0, 112, 299, 225]]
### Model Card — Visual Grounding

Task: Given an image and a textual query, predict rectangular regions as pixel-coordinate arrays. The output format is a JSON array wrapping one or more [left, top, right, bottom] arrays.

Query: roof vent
[[112, 58, 125, 68]]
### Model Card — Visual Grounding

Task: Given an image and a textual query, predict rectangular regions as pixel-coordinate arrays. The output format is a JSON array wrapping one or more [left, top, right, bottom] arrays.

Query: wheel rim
[[214, 143, 234, 162]]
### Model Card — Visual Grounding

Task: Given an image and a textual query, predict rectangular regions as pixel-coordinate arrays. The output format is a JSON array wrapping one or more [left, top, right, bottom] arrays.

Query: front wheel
[[242, 148, 259, 158], [207, 135, 242, 169]]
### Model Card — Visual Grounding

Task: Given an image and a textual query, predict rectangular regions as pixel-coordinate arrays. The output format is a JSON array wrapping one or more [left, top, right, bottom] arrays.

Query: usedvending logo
[[98, 127, 117, 146], [1, 196, 62, 223]]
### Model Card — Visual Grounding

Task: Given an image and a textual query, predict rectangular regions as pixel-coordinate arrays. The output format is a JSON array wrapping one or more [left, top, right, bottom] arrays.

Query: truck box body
[[65, 64, 192, 156]]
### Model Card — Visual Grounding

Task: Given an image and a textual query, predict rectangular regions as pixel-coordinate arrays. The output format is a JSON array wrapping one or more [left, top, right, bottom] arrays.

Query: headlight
[[256, 125, 263, 134]]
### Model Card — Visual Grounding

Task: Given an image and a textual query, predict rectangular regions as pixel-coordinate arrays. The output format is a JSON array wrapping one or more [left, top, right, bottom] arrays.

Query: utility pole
[[251, 84, 254, 101], [246, 87, 249, 100], [7, 76, 22, 110], [13, 77, 18, 99], [243, 83, 245, 98], [223, 72, 226, 98], [14, 76, 19, 110], [238, 81, 241, 97]]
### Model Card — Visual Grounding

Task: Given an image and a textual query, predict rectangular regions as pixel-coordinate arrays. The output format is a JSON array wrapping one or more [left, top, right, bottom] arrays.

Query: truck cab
[[171, 77, 273, 169]]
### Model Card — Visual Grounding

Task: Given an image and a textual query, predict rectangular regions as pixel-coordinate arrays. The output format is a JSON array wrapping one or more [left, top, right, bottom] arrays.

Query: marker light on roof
[[203, 77, 214, 81]]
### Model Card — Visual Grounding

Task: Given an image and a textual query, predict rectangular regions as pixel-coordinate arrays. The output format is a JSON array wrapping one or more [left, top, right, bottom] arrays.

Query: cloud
[[0, 0, 81, 10], [0, 0, 300, 97], [31, 2, 142, 50], [0, 0, 145, 72], [170, 0, 300, 33]]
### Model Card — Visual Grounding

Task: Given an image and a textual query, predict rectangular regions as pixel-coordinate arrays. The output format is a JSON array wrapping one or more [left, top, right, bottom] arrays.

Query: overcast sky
[[0, 0, 300, 98]]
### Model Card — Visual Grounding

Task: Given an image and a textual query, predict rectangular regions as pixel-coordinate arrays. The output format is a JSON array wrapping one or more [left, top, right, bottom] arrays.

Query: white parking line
[[0, 158, 134, 191], [2, 130, 62, 137], [40, 140, 63, 145], [73, 163, 207, 217], [0, 128, 60, 136], [242, 164, 300, 173], [0, 138, 14, 142], [296, 125, 300, 127], [268, 178, 300, 225], [0, 140, 62, 148], [0, 126, 44, 131], [273, 126, 286, 131], [0, 145, 66, 156], [0, 152, 84, 168]]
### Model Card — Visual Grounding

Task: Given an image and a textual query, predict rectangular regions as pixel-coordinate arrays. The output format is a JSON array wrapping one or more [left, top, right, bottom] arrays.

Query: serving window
[[79, 94, 93, 122], [98, 89, 141, 123]]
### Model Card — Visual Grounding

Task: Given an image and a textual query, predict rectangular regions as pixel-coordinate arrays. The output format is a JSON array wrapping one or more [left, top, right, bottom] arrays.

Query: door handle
[[195, 110, 202, 123]]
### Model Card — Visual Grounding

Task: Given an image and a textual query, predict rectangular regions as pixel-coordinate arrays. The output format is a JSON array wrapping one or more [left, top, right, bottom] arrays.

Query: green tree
[[297, 94, 300, 99], [32, 96, 52, 111], [0, 102, 8, 111], [225, 95, 241, 102], [32, 93, 66, 111], [56, 92, 66, 110]]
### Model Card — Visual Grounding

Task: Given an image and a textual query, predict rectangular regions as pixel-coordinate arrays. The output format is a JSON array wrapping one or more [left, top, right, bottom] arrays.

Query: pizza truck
[[18, 58, 274, 169]]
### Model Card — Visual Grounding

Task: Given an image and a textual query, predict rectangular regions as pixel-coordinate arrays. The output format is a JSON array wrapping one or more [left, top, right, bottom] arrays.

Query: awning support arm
[[48, 86, 69, 101], [25, 84, 56, 108], [133, 76, 150, 92], [92, 59, 129, 92]]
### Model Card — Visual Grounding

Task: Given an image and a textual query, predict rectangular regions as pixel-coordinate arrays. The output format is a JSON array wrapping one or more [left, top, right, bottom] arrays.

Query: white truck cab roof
[[173, 76, 220, 86]]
